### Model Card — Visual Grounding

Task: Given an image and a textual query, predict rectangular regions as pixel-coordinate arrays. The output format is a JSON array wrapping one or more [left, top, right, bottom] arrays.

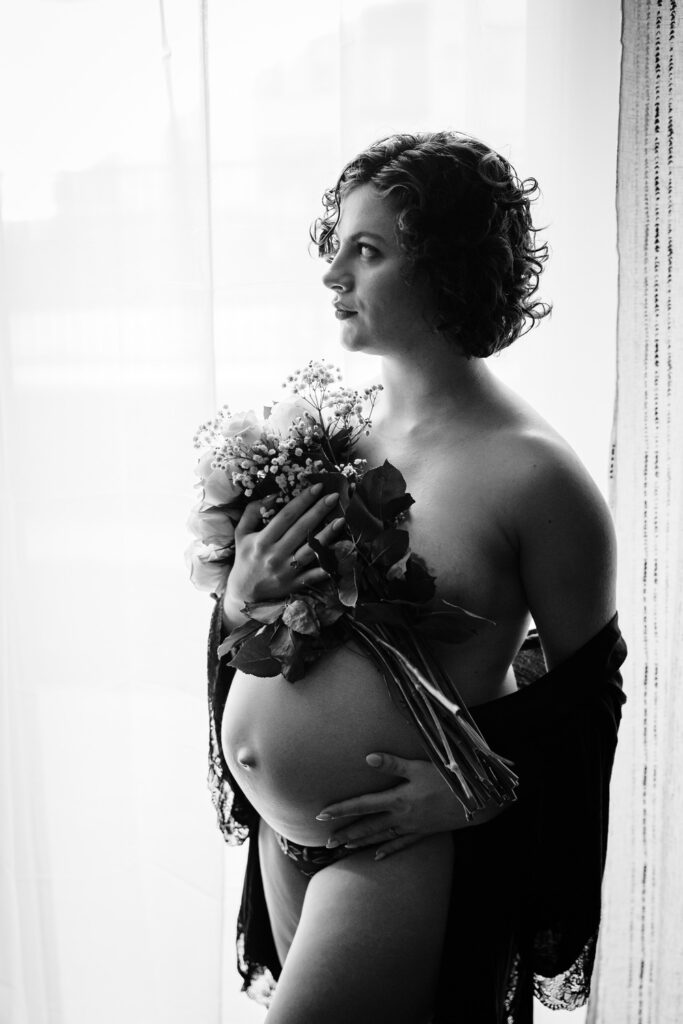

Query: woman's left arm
[[319, 441, 618, 858], [512, 438, 617, 669]]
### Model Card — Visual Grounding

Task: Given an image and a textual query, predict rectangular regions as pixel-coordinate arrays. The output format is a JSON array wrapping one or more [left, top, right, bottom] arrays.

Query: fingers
[[374, 835, 419, 861], [280, 492, 341, 551], [325, 814, 394, 848], [295, 567, 330, 587], [316, 787, 406, 821], [314, 758, 411, 824], [365, 752, 413, 779], [325, 818, 415, 852], [234, 497, 271, 538], [261, 483, 326, 542], [290, 517, 346, 568]]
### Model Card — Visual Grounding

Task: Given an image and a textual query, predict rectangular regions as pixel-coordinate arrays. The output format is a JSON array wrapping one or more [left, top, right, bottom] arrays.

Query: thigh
[[264, 832, 454, 1024], [258, 821, 311, 966]]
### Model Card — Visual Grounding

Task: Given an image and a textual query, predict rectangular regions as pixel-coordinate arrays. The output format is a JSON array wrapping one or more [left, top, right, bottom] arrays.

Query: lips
[[333, 303, 357, 320]]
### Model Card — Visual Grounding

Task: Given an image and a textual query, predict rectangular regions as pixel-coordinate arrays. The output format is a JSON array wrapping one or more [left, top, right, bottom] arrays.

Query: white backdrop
[[0, 2, 621, 1022]]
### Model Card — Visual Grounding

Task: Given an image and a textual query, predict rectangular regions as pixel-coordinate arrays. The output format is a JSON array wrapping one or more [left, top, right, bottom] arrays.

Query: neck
[[376, 339, 494, 432]]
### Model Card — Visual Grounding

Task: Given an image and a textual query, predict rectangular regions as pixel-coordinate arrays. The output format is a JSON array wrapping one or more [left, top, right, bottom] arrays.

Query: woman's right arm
[[221, 481, 346, 632]]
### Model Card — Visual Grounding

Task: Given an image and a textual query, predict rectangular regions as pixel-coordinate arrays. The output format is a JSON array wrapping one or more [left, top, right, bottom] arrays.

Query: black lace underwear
[[273, 831, 355, 877]]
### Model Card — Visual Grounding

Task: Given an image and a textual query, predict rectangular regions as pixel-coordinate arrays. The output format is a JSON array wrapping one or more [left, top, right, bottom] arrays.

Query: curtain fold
[[588, 2, 683, 1022]]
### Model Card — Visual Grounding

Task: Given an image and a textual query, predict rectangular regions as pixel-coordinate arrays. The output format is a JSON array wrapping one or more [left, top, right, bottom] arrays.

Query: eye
[[357, 242, 378, 259]]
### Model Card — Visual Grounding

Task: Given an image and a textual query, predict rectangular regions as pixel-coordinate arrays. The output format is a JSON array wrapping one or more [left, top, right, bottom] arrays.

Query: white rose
[[186, 506, 236, 548], [202, 467, 243, 507], [195, 450, 218, 481], [267, 397, 315, 436], [219, 410, 262, 447], [184, 540, 232, 594]]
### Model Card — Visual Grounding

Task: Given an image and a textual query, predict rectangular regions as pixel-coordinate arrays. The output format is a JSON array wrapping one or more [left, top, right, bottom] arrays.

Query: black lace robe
[[206, 599, 626, 1023]]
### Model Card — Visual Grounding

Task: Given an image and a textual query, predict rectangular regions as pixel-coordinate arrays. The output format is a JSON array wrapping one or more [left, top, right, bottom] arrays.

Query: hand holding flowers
[[223, 484, 345, 628], [186, 360, 381, 599]]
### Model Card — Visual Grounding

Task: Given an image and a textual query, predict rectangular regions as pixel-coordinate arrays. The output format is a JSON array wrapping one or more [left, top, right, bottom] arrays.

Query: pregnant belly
[[221, 642, 429, 846]]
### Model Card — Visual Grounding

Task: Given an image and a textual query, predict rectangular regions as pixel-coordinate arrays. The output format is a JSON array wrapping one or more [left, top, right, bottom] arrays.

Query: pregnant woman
[[207, 132, 627, 1023]]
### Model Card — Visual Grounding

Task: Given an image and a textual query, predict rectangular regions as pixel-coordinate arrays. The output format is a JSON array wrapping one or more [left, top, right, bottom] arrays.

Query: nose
[[322, 253, 352, 293]]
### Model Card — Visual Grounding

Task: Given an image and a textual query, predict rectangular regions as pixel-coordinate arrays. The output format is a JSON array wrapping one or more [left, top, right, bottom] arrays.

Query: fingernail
[[375, 851, 386, 861], [316, 813, 332, 821], [310, 483, 323, 495], [326, 838, 341, 849], [332, 517, 345, 529], [345, 842, 359, 849], [324, 493, 338, 506], [366, 754, 382, 767]]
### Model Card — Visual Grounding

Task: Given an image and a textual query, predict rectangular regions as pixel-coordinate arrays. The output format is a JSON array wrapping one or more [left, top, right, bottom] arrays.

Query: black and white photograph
[[0, 2, 680, 1022]]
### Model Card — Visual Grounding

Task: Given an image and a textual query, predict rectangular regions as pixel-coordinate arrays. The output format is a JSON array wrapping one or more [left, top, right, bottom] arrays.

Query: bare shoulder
[[488, 423, 613, 539], [481, 417, 617, 666]]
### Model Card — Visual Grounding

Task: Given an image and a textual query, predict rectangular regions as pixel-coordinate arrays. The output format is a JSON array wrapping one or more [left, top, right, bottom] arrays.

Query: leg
[[264, 832, 454, 1024], [258, 821, 311, 965]]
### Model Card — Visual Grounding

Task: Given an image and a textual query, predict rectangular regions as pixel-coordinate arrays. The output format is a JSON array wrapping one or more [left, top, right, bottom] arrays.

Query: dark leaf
[[308, 533, 338, 574], [243, 599, 286, 624], [216, 620, 260, 659], [344, 491, 384, 544], [331, 539, 358, 607], [402, 554, 437, 602], [327, 425, 355, 463], [282, 598, 320, 635], [338, 569, 358, 607], [270, 623, 296, 660], [356, 461, 408, 519], [382, 492, 415, 521], [302, 579, 347, 625], [305, 471, 351, 512], [316, 600, 346, 626], [368, 528, 410, 570], [280, 633, 308, 681], [333, 539, 358, 571], [228, 627, 283, 677], [386, 548, 411, 581]]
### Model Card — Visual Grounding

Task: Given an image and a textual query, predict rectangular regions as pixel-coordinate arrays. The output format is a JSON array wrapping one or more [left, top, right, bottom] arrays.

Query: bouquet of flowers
[[186, 360, 518, 818]]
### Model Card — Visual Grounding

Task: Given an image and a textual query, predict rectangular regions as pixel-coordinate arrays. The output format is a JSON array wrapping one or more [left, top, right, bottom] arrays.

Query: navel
[[235, 746, 258, 770]]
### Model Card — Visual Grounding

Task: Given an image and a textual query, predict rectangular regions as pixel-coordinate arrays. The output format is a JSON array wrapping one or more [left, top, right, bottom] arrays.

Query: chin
[[338, 327, 380, 355], [339, 332, 367, 352]]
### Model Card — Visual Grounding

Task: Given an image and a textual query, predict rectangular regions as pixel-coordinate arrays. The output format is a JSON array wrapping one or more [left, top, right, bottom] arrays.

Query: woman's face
[[321, 183, 434, 356]]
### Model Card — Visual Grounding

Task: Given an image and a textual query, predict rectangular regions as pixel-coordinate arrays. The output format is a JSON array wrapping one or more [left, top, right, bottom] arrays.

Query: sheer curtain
[[0, 2, 620, 1022], [0, 4, 224, 1023], [588, 2, 683, 1021]]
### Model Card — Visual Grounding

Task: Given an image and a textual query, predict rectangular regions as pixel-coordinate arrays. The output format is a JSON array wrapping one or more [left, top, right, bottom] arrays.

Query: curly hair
[[310, 131, 551, 358]]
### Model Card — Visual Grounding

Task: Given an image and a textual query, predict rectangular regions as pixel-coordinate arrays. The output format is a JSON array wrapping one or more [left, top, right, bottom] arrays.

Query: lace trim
[[534, 932, 597, 1011], [236, 929, 277, 1006], [207, 594, 251, 845], [207, 746, 248, 846]]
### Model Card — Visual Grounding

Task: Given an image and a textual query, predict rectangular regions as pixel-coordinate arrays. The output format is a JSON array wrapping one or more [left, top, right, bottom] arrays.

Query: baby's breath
[[192, 361, 382, 523]]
